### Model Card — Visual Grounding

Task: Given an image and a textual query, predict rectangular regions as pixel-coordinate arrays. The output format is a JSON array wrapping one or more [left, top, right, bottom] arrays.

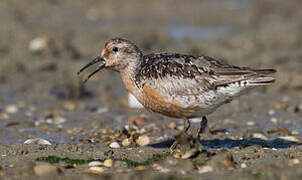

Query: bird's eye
[[112, 47, 118, 52]]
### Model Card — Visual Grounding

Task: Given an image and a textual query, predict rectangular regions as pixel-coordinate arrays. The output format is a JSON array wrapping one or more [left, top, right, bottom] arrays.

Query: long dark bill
[[77, 56, 105, 84]]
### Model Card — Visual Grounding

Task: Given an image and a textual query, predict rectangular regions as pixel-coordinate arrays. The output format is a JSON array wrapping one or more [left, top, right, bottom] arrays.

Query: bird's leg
[[183, 118, 191, 135], [195, 116, 208, 152], [197, 116, 208, 140], [170, 118, 192, 152]]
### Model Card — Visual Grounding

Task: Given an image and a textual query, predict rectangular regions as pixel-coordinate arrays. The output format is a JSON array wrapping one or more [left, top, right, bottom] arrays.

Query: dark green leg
[[197, 116, 208, 140], [170, 118, 191, 152]]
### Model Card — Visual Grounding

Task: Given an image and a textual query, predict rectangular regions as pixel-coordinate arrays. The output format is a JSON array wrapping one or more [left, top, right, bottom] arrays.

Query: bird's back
[[132, 53, 276, 118]]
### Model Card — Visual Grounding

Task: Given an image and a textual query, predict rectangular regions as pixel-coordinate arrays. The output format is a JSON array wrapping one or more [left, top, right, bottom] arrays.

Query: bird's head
[[77, 37, 142, 83]]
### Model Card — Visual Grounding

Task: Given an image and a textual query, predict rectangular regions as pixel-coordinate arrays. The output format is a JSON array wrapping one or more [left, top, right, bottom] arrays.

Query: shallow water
[[170, 26, 233, 40]]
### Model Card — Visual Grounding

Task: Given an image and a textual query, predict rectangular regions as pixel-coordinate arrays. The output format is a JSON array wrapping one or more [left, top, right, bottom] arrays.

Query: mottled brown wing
[[195, 56, 276, 87]]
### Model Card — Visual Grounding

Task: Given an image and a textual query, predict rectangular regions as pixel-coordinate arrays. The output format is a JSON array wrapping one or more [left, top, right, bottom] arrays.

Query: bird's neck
[[120, 58, 143, 99]]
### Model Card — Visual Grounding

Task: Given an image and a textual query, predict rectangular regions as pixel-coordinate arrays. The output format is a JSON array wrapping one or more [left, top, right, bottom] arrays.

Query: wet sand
[[1, 0, 302, 179]]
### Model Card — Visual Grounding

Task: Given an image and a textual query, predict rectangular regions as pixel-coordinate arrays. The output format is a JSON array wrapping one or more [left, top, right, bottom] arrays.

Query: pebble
[[122, 138, 131, 147], [85, 167, 105, 174], [223, 118, 235, 124], [109, 142, 120, 148], [173, 152, 181, 159], [5, 104, 18, 114], [270, 117, 278, 123], [268, 109, 275, 115], [181, 148, 198, 159], [24, 138, 52, 145], [0, 113, 10, 120], [240, 163, 247, 168], [228, 136, 238, 140], [28, 36, 49, 52], [53, 116, 66, 125], [136, 165, 147, 171], [136, 135, 150, 146], [273, 103, 282, 109], [88, 161, 103, 167], [97, 107, 108, 114], [152, 163, 159, 167], [279, 136, 301, 143], [198, 165, 213, 174], [103, 159, 114, 167], [63, 101, 76, 111], [253, 133, 268, 140], [34, 164, 57, 176], [289, 159, 300, 166], [299, 103, 302, 111], [247, 121, 255, 126], [134, 118, 146, 125], [168, 122, 176, 129], [66, 129, 73, 134], [154, 166, 170, 173]]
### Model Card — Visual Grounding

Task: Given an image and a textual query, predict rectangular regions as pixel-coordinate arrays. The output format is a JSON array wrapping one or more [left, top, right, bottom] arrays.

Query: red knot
[[78, 37, 276, 152]]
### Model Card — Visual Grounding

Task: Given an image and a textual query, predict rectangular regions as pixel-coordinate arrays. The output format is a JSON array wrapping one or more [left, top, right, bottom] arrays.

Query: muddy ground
[[1, 0, 302, 179]]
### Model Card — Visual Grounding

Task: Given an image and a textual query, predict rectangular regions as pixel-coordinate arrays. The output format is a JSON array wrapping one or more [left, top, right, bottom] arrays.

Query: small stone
[[247, 121, 255, 126], [270, 117, 278, 123], [103, 159, 114, 167], [134, 118, 146, 125], [109, 142, 120, 148], [24, 138, 51, 145], [136, 165, 147, 171], [274, 103, 282, 109], [173, 152, 181, 159], [154, 166, 170, 173], [85, 167, 105, 174], [299, 103, 302, 111], [66, 129, 73, 134], [289, 159, 300, 166], [53, 116, 66, 125], [223, 118, 235, 124], [181, 148, 198, 159], [198, 165, 213, 174], [0, 113, 10, 120], [253, 133, 268, 140], [228, 136, 238, 140], [97, 107, 108, 114], [88, 161, 103, 167], [136, 135, 150, 146], [168, 122, 176, 129], [122, 138, 131, 147], [5, 104, 18, 114], [34, 164, 57, 176], [29, 36, 49, 52], [63, 101, 76, 111], [268, 109, 275, 115], [241, 163, 247, 168], [279, 136, 301, 143], [152, 163, 159, 167], [223, 158, 235, 168]]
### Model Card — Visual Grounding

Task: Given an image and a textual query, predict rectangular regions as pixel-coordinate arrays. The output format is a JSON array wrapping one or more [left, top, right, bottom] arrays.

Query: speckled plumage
[[78, 37, 276, 119], [78, 37, 276, 151]]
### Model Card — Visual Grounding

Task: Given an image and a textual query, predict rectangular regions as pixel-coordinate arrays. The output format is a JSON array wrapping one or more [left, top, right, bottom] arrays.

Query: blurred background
[[1, 0, 302, 178], [1, 0, 301, 103]]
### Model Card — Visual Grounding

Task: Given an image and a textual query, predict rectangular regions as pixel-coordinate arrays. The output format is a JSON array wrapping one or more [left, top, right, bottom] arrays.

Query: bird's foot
[[170, 131, 205, 159]]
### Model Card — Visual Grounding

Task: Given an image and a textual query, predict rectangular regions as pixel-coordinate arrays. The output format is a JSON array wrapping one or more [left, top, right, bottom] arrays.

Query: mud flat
[[1, 0, 302, 179]]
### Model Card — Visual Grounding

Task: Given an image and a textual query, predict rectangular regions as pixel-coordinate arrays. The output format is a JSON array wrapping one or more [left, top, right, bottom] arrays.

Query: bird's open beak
[[77, 56, 106, 83]]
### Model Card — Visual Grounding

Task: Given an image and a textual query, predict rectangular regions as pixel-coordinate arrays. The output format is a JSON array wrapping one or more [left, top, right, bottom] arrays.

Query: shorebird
[[78, 37, 276, 152]]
